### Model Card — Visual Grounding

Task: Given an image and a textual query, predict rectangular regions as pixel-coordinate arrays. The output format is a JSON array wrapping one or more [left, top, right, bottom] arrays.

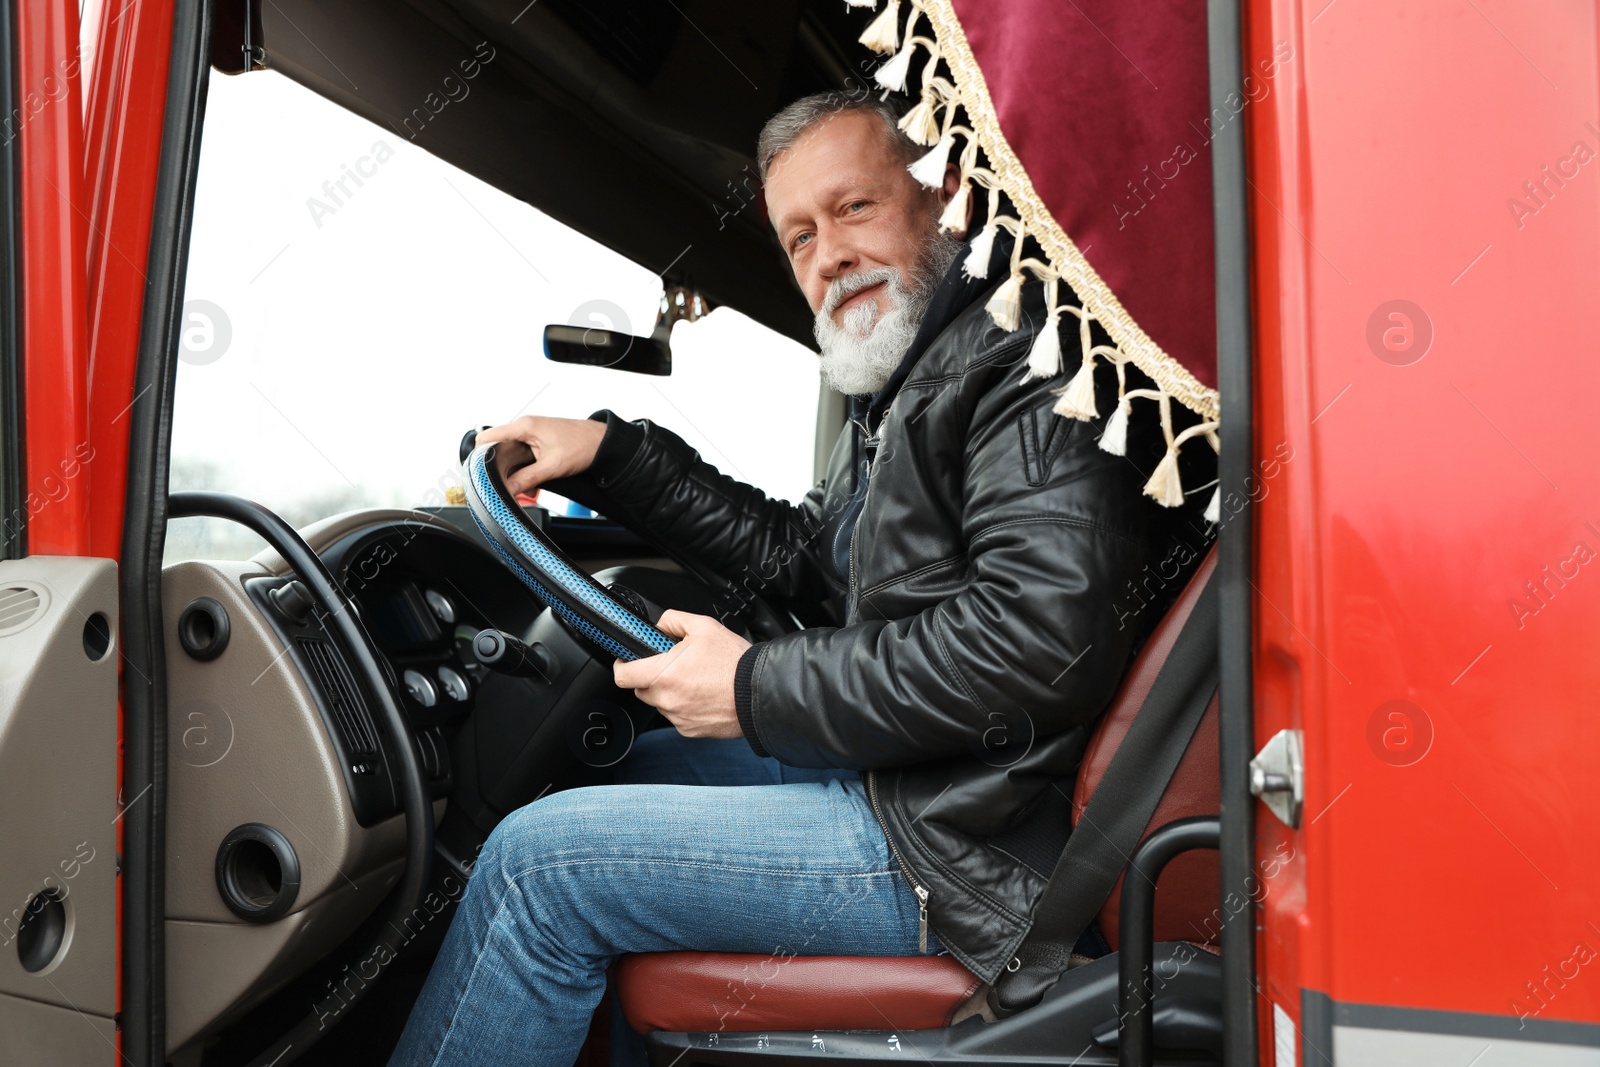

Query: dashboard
[[161, 509, 690, 1054], [310, 516, 664, 836]]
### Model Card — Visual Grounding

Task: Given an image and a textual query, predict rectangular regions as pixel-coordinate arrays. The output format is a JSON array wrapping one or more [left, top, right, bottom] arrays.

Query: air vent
[[296, 636, 378, 759], [0, 585, 43, 636]]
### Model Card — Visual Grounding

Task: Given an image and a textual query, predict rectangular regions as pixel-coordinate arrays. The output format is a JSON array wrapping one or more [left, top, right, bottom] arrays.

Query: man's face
[[765, 110, 946, 324]]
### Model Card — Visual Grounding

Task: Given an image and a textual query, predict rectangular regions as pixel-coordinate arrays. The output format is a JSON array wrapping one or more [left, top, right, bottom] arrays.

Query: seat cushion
[[615, 952, 983, 1034]]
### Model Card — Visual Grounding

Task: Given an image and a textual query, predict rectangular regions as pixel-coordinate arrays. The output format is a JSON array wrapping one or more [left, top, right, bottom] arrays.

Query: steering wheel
[[464, 441, 681, 661], [168, 492, 432, 1067]]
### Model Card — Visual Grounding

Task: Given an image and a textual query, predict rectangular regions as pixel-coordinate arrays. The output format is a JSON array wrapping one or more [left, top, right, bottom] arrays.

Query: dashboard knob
[[267, 580, 315, 624]]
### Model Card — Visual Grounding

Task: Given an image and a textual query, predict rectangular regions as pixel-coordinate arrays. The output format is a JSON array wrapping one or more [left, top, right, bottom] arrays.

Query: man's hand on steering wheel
[[613, 609, 752, 739], [476, 415, 607, 495]]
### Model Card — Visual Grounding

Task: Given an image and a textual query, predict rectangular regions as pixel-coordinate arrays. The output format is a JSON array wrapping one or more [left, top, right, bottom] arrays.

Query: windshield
[[168, 71, 820, 563]]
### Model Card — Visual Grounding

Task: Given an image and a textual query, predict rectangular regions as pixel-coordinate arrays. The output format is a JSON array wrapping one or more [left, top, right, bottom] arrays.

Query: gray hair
[[756, 92, 918, 183]]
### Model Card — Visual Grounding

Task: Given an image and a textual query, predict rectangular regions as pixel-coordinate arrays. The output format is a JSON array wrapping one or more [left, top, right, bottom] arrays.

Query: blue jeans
[[388, 728, 942, 1067]]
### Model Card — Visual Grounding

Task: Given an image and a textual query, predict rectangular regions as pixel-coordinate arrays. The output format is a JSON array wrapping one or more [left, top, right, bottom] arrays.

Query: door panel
[[0, 558, 117, 1061], [0, 995, 117, 1065]]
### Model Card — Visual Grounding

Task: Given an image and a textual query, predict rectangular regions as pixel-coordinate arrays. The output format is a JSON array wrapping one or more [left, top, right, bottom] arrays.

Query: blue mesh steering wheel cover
[[464, 446, 674, 661]]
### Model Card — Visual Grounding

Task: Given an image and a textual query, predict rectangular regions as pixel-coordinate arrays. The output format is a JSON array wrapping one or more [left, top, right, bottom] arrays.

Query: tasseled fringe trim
[[859, 0, 902, 52], [1051, 362, 1096, 419], [898, 89, 941, 146], [848, 0, 1221, 507], [985, 270, 1023, 333], [1144, 449, 1185, 508], [963, 221, 997, 279], [1141, 403, 1221, 509], [1023, 279, 1062, 382], [1050, 304, 1098, 417], [1098, 366, 1137, 455], [874, 39, 916, 91], [1100, 397, 1130, 455], [939, 178, 970, 233], [908, 132, 954, 188], [962, 187, 1001, 278]]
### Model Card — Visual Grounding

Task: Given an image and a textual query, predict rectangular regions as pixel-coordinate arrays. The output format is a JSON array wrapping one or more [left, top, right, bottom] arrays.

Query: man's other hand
[[475, 415, 606, 496], [613, 610, 752, 739]]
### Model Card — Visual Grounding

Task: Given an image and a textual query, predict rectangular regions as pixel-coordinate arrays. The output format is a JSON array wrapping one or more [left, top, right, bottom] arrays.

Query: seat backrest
[[1072, 546, 1220, 951]]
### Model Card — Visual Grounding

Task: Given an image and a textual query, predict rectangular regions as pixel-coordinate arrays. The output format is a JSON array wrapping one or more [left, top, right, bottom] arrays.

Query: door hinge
[[1249, 728, 1304, 828]]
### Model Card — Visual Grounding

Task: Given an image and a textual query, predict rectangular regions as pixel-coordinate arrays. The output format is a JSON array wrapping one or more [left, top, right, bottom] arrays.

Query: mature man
[[390, 93, 1186, 1067]]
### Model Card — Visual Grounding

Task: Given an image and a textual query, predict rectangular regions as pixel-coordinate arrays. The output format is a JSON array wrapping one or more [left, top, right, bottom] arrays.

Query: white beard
[[813, 233, 963, 396]]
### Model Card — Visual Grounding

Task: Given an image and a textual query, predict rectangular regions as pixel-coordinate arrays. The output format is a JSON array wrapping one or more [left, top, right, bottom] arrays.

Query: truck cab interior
[[15, 0, 1598, 1063], [138, 1, 1240, 1064]]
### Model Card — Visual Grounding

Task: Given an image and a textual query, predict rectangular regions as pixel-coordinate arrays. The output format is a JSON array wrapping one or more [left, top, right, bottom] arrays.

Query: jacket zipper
[[866, 770, 930, 953], [854, 420, 925, 946], [848, 528, 857, 608], [847, 430, 879, 613]]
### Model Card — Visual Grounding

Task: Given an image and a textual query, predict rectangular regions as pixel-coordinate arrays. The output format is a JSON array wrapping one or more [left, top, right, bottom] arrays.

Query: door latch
[[1249, 729, 1304, 828]]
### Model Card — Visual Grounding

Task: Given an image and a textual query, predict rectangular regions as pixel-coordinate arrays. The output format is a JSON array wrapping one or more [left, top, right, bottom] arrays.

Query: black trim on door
[[119, 0, 213, 1061], [0, 0, 23, 561], [1204, 0, 1259, 1065]]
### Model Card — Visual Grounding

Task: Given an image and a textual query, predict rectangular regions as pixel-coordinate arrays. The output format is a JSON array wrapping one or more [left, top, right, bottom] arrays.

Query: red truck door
[[1248, 0, 1600, 1062], [0, 0, 119, 1062]]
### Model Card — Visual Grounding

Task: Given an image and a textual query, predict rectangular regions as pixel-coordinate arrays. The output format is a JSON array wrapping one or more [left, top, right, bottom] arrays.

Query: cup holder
[[215, 824, 300, 923]]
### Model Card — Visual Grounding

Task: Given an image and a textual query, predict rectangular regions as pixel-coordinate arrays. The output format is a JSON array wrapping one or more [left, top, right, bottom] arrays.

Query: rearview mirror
[[542, 324, 671, 376], [542, 286, 711, 377]]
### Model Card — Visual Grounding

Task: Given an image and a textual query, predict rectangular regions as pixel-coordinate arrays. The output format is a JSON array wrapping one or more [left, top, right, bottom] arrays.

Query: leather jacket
[[556, 248, 1199, 985]]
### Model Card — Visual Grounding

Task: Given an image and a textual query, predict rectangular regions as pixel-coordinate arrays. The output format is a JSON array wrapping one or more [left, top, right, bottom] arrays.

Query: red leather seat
[[615, 952, 984, 1034], [1074, 548, 1220, 950], [616, 548, 1220, 1034]]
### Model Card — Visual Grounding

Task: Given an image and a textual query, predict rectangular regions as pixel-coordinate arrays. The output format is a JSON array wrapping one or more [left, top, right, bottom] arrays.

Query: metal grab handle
[[1117, 816, 1222, 1067]]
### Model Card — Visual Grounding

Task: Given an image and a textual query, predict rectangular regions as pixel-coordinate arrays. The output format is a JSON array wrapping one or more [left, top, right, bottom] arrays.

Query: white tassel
[[907, 133, 954, 188], [963, 223, 997, 279], [858, 0, 901, 54], [1099, 397, 1130, 455], [985, 270, 1024, 332], [1204, 486, 1222, 524], [1023, 281, 1062, 382], [1023, 314, 1062, 381], [845, 0, 877, 8], [1143, 448, 1185, 508], [1052, 358, 1098, 420], [874, 42, 915, 92], [1055, 303, 1098, 420], [939, 179, 970, 234], [898, 92, 941, 146]]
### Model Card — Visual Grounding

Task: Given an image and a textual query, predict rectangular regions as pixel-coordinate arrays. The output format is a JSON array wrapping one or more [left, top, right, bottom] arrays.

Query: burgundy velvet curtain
[[950, 0, 1218, 390]]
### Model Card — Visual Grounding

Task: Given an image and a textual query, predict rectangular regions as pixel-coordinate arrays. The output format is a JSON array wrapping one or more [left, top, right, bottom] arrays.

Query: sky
[[167, 69, 822, 559]]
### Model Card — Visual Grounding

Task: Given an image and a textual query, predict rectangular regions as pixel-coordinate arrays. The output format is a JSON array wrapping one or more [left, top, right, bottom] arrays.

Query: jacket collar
[[860, 230, 1016, 433]]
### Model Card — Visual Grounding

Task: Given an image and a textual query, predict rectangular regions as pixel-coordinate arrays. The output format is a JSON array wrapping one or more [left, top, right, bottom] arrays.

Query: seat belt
[[989, 577, 1220, 1016]]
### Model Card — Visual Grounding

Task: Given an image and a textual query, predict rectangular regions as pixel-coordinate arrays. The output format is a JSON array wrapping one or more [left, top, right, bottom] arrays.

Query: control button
[[402, 668, 437, 708], [437, 665, 470, 702], [473, 629, 555, 681], [424, 589, 455, 625]]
